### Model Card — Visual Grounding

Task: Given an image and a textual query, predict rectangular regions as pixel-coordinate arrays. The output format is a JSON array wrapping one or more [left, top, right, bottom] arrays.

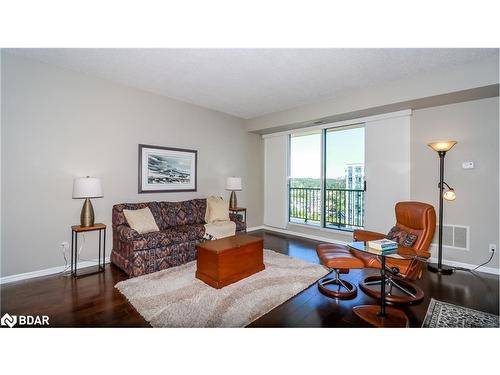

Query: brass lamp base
[[80, 198, 95, 227], [229, 191, 237, 209]]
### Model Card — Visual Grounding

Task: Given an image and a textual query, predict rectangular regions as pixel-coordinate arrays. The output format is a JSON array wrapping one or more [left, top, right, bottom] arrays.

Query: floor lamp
[[427, 141, 457, 275]]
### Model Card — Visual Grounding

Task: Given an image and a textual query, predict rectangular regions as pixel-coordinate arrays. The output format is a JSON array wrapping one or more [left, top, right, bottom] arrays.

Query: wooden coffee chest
[[195, 234, 265, 289]]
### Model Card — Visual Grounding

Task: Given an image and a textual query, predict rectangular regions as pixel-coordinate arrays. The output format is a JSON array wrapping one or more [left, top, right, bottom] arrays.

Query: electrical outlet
[[489, 244, 496, 253]]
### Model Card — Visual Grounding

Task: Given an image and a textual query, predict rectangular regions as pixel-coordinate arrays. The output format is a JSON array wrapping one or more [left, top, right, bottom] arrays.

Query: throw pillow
[[205, 196, 230, 223], [123, 207, 160, 234], [386, 226, 418, 247]]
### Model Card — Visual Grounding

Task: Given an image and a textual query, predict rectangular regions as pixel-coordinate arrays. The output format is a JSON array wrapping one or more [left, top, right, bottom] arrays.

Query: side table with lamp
[[226, 176, 242, 209], [226, 177, 247, 225], [71, 176, 106, 278]]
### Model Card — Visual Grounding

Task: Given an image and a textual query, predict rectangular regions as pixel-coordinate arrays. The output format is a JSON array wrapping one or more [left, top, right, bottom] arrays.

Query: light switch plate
[[462, 161, 474, 169]]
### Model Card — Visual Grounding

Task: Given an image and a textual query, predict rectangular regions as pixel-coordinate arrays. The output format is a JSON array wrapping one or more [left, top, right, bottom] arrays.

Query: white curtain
[[263, 135, 288, 229], [364, 115, 411, 232]]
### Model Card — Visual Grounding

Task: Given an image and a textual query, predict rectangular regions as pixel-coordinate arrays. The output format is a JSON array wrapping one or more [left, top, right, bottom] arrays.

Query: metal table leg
[[379, 255, 386, 317]]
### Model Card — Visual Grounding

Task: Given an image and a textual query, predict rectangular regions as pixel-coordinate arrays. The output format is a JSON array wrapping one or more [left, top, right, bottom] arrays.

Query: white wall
[[246, 57, 499, 133], [411, 97, 499, 269], [1, 52, 264, 277], [364, 115, 411, 232]]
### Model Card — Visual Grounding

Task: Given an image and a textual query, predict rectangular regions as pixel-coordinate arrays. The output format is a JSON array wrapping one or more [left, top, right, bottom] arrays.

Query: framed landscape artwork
[[138, 144, 197, 193]]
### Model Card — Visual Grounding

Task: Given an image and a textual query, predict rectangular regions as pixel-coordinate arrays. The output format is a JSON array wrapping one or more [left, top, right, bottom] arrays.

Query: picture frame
[[138, 144, 197, 193]]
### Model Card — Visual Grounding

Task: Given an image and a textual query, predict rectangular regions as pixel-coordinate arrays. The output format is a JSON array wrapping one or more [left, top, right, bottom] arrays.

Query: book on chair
[[367, 239, 398, 251]]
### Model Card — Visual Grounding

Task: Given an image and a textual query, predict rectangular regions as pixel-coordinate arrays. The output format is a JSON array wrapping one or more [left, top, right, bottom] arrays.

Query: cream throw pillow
[[205, 196, 230, 223], [123, 207, 160, 234]]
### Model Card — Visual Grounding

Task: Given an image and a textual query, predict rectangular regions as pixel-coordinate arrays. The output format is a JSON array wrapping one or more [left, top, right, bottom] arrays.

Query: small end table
[[71, 223, 106, 278], [229, 207, 247, 223], [348, 241, 415, 328]]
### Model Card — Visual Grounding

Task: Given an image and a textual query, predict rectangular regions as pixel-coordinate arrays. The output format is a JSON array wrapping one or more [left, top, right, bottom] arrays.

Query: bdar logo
[[1, 313, 17, 328]]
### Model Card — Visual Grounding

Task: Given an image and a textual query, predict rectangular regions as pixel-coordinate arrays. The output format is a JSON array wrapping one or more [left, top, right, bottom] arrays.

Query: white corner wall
[[1, 52, 264, 278], [364, 115, 411, 232]]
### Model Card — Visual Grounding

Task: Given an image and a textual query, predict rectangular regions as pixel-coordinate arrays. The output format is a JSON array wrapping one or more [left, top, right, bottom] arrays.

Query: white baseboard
[[428, 257, 499, 275], [255, 226, 499, 276], [246, 225, 264, 232], [0, 257, 111, 285]]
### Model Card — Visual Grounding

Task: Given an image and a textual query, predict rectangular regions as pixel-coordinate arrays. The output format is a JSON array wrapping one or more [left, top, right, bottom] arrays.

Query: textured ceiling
[[7, 48, 498, 119]]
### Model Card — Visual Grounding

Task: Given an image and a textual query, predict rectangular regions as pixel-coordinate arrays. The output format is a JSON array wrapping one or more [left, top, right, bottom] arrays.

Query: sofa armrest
[[353, 229, 385, 242], [229, 213, 246, 232], [229, 213, 243, 222], [114, 224, 141, 241]]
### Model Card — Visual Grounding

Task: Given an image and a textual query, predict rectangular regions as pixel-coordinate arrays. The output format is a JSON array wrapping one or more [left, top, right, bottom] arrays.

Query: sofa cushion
[[127, 224, 206, 251], [157, 199, 207, 229], [123, 207, 160, 234], [162, 224, 205, 243], [113, 202, 161, 228], [205, 196, 230, 223], [129, 231, 174, 251], [174, 224, 206, 242]]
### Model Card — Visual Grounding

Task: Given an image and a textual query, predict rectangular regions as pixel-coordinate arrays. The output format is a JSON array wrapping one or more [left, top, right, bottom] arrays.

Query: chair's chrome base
[[360, 275, 424, 304], [318, 269, 357, 299]]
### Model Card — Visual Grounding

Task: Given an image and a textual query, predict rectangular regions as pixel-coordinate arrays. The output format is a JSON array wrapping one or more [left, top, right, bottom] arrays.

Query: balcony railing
[[289, 187, 365, 229]]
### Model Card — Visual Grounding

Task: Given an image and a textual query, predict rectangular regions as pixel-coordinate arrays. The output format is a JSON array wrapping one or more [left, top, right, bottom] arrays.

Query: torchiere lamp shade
[[428, 141, 457, 152], [73, 177, 103, 227]]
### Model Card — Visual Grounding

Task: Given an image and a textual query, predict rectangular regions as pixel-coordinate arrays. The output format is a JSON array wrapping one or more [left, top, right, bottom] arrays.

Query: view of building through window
[[289, 125, 365, 230]]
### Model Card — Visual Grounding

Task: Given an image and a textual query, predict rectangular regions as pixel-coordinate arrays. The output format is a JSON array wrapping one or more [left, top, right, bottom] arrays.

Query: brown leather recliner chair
[[353, 201, 436, 303], [316, 201, 436, 302]]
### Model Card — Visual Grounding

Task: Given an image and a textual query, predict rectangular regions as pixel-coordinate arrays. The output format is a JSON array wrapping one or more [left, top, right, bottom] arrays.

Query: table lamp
[[73, 176, 103, 227], [225, 177, 242, 209], [427, 140, 457, 274]]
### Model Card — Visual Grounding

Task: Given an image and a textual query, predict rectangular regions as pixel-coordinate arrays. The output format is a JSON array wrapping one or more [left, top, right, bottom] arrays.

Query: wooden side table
[[229, 207, 247, 223], [71, 223, 106, 278]]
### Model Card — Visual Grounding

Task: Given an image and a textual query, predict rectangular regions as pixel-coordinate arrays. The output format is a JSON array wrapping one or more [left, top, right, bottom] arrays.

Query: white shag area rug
[[115, 249, 328, 327]]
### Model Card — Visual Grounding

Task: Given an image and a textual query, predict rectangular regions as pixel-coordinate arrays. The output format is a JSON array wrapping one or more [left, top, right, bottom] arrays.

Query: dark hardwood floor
[[1, 229, 498, 327]]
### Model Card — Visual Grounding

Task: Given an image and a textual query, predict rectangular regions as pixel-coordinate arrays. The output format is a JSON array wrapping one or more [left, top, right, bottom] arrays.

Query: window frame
[[288, 123, 366, 232]]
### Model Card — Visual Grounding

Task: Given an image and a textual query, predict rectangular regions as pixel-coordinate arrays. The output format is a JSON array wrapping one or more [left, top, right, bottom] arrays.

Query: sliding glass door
[[289, 124, 365, 231], [325, 125, 365, 229]]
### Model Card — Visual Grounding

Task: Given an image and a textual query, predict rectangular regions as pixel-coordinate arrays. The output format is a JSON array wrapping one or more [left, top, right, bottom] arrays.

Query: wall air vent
[[433, 224, 469, 250]]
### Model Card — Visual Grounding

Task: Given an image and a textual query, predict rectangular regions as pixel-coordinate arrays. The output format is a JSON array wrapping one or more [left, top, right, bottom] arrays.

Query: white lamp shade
[[225, 177, 242, 191], [72, 177, 103, 199]]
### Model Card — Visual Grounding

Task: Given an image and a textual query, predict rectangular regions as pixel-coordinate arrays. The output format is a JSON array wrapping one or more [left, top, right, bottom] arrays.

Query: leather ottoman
[[196, 234, 265, 289]]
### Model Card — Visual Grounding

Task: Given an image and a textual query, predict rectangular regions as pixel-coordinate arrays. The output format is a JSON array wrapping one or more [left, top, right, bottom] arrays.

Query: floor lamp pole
[[428, 150, 454, 274]]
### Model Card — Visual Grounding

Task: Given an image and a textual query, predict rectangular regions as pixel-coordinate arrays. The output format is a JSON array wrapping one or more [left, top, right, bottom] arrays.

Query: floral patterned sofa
[[111, 198, 246, 277]]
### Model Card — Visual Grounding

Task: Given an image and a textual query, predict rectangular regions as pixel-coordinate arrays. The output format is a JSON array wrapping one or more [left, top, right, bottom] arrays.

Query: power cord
[[471, 250, 495, 272], [60, 233, 93, 277], [59, 243, 72, 277], [451, 250, 496, 273], [76, 233, 101, 262]]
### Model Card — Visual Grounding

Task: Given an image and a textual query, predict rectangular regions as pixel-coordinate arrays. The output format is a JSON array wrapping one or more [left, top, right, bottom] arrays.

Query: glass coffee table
[[348, 241, 419, 328]]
